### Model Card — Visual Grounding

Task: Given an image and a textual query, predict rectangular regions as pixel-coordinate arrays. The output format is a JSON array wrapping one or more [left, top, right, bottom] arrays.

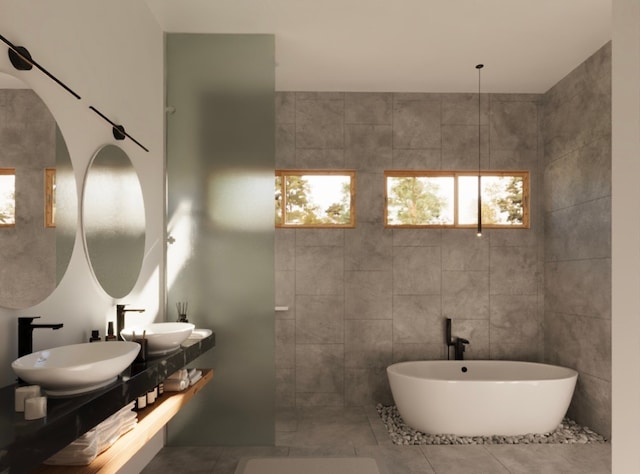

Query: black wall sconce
[[89, 106, 149, 152], [0, 33, 149, 152], [0, 33, 81, 100]]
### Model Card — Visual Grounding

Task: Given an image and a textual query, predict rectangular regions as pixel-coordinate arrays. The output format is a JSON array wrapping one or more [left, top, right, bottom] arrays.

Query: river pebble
[[376, 404, 607, 446]]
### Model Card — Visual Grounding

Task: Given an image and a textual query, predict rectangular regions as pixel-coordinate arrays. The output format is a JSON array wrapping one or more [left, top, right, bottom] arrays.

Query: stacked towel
[[164, 368, 189, 392], [164, 368, 203, 391], [44, 402, 137, 466], [188, 369, 202, 386]]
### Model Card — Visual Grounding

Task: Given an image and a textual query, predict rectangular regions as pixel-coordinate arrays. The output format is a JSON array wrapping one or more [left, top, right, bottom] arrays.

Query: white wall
[[612, 0, 640, 471], [0, 0, 164, 386]]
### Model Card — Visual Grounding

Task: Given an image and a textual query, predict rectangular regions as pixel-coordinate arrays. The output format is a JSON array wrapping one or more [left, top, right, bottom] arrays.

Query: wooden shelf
[[34, 369, 213, 474]]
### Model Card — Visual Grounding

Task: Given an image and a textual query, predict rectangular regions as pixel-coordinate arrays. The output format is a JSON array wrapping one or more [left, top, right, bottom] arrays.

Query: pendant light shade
[[476, 64, 484, 237]]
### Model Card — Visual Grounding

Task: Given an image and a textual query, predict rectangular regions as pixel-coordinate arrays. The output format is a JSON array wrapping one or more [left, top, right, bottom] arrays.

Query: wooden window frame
[[276, 169, 356, 228], [45, 168, 56, 228], [384, 170, 530, 229]]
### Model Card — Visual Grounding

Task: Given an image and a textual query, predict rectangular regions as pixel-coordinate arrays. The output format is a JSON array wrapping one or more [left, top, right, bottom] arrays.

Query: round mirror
[[0, 73, 77, 309], [83, 145, 145, 298]]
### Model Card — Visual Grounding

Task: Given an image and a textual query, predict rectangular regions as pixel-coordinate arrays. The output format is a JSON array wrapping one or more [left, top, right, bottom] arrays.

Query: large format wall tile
[[392, 247, 441, 295], [354, 172, 386, 224], [545, 197, 611, 261], [442, 270, 489, 320], [545, 312, 611, 381], [544, 136, 611, 211], [345, 319, 392, 368], [392, 148, 441, 169], [345, 124, 392, 171], [345, 270, 392, 320], [490, 295, 540, 345], [545, 258, 611, 319], [441, 124, 483, 170], [441, 93, 488, 126], [566, 371, 611, 438], [275, 88, 549, 411], [296, 96, 344, 149], [345, 93, 392, 124], [392, 98, 441, 149], [490, 100, 538, 151], [344, 223, 393, 270], [295, 295, 344, 344], [542, 42, 611, 438], [441, 230, 489, 271], [392, 295, 442, 344], [490, 246, 538, 295], [296, 246, 344, 295], [295, 344, 344, 394]]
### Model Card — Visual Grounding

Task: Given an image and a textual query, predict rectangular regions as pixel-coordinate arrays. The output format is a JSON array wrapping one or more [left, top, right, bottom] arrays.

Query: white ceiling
[[145, 0, 611, 93]]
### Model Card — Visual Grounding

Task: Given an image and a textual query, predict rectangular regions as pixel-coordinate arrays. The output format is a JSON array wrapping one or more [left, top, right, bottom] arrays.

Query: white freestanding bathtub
[[387, 360, 578, 437]]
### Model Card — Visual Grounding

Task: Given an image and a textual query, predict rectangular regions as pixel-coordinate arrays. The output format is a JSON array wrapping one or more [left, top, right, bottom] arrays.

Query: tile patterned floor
[[142, 406, 611, 473]]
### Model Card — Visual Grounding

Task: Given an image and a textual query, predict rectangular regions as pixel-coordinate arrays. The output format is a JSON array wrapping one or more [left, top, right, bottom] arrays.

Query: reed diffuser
[[176, 301, 188, 323]]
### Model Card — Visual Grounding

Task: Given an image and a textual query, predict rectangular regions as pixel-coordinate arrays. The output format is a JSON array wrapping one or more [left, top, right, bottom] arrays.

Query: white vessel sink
[[120, 322, 195, 355], [11, 341, 140, 397]]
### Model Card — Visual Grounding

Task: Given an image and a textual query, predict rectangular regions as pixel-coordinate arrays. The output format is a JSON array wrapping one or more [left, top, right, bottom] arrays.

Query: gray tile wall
[[542, 42, 612, 438], [275, 90, 545, 408]]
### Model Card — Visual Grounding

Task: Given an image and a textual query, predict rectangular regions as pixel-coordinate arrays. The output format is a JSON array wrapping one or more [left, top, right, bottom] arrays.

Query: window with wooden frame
[[384, 170, 529, 229], [275, 170, 356, 228], [0, 168, 16, 227]]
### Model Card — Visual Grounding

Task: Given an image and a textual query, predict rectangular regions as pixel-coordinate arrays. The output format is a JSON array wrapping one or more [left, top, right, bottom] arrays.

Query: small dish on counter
[[187, 328, 213, 340]]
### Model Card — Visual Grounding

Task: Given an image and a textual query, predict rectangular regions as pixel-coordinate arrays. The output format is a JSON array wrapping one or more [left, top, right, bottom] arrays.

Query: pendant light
[[476, 64, 484, 237]]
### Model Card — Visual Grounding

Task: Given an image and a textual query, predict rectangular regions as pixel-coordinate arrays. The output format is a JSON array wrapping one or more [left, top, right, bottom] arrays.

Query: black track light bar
[[0, 33, 81, 100], [89, 106, 149, 153]]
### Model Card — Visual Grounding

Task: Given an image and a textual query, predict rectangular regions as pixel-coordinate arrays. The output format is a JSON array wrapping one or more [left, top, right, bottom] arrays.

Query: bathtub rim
[[386, 360, 578, 383]]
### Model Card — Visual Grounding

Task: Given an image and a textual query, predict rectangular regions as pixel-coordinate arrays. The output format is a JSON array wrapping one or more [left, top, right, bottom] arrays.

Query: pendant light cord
[[476, 64, 484, 237]]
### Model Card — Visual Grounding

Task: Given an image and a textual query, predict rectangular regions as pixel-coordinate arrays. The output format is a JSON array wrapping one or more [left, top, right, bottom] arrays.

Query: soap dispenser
[[89, 330, 101, 342], [105, 321, 117, 341]]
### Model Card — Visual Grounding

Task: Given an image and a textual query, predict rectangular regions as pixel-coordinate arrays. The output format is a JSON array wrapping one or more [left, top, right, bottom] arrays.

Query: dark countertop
[[0, 333, 215, 473]]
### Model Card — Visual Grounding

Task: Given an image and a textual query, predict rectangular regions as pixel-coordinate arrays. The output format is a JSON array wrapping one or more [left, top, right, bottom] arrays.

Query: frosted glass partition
[[166, 34, 275, 445]]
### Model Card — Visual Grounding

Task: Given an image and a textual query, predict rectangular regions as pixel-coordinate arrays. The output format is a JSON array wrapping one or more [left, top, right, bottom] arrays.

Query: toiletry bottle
[[105, 321, 117, 341], [89, 330, 101, 342]]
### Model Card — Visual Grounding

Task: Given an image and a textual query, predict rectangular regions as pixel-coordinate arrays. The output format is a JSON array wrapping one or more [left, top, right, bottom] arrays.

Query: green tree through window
[[385, 171, 529, 229], [275, 170, 356, 227]]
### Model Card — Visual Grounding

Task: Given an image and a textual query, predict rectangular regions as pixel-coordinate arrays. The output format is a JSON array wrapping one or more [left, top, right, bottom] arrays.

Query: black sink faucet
[[445, 317, 470, 360], [18, 317, 63, 358], [116, 304, 145, 341]]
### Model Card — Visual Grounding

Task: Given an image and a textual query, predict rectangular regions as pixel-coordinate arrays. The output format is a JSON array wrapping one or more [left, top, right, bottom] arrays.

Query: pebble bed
[[377, 404, 607, 446]]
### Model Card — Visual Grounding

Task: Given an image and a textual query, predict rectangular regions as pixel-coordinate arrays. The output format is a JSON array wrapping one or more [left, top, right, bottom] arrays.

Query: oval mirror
[[0, 73, 77, 309], [83, 145, 145, 298]]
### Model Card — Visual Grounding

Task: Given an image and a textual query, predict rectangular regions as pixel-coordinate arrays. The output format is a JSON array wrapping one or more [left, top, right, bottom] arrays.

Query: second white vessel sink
[[11, 341, 140, 397], [120, 322, 194, 355]]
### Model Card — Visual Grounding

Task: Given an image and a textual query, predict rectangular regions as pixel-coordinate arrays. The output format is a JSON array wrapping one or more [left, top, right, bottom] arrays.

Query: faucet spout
[[444, 317, 470, 360], [18, 317, 64, 358], [454, 337, 469, 360], [116, 304, 146, 341]]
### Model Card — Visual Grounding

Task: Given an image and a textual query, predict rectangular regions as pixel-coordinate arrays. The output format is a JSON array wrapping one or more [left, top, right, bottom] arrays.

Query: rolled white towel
[[164, 378, 189, 392], [189, 370, 202, 386], [167, 369, 188, 381]]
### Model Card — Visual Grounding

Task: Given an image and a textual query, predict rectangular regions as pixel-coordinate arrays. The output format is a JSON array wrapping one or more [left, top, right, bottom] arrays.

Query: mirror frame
[[82, 144, 146, 298]]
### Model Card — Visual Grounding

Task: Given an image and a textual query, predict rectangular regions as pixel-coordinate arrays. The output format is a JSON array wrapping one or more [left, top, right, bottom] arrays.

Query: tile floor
[[143, 406, 611, 473]]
